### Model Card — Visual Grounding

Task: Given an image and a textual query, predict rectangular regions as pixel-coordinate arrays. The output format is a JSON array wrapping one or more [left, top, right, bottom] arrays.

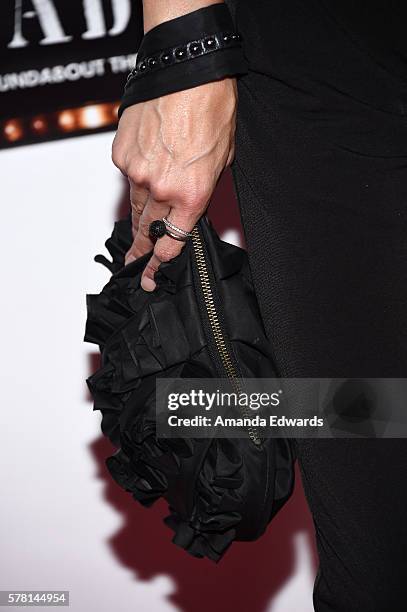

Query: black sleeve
[[118, 4, 248, 117]]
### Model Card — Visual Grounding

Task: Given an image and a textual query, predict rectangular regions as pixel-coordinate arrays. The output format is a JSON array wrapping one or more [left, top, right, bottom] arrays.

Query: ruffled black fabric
[[84, 212, 296, 561]]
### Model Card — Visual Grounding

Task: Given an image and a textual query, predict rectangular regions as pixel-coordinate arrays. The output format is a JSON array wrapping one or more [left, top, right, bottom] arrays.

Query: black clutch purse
[[83, 212, 296, 562]]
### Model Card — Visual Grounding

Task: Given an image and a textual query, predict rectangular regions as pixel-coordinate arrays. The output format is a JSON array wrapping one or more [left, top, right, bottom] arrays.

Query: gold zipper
[[191, 225, 262, 446]]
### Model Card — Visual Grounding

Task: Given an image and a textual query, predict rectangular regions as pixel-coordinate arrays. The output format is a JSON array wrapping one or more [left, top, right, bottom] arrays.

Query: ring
[[162, 217, 193, 238], [149, 219, 166, 239], [164, 228, 189, 242], [148, 217, 192, 242]]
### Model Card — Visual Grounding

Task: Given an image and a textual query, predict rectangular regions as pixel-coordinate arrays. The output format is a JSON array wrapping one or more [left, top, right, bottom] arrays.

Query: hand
[[111, 77, 238, 291]]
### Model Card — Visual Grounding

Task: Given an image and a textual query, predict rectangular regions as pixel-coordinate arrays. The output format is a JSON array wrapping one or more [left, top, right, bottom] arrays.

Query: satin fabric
[[118, 4, 248, 116], [84, 213, 295, 562]]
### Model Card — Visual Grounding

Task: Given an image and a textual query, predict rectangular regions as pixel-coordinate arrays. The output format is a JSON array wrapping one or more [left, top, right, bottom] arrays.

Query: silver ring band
[[163, 216, 193, 238], [165, 228, 189, 242]]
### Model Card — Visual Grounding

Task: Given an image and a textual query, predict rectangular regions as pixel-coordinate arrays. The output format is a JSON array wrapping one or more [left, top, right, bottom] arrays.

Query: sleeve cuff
[[118, 46, 248, 118]]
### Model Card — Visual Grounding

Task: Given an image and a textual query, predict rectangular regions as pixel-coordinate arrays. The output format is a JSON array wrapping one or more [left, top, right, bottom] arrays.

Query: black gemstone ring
[[149, 219, 166, 239], [149, 218, 192, 242]]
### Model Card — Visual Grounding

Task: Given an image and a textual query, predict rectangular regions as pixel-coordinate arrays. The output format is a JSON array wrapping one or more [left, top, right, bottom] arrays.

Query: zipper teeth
[[191, 226, 262, 446]]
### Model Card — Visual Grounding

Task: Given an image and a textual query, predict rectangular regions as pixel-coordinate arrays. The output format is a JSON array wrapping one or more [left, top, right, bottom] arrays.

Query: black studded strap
[[118, 4, 248, 118], [126, 31, 243, 84]]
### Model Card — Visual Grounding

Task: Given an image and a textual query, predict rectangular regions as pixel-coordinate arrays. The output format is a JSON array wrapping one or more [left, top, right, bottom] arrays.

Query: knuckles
[[150, 179, 211, 210], [111, 149, 125, 172], [112, 141, 213, 212], [111, 136, 125, 169], [125, 160, 149, 186]]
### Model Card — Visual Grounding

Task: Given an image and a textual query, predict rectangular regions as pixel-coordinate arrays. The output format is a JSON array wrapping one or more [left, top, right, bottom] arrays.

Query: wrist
[[119, 3, 247, 117]]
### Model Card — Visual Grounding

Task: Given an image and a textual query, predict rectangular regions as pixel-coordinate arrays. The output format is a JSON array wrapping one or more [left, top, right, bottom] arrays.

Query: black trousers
[[230, 1, 407, 610]]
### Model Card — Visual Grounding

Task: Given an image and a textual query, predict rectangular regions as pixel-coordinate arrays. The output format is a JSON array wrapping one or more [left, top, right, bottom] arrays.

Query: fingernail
[[125, 253, 136, 265], [141, 277, 156, 292]]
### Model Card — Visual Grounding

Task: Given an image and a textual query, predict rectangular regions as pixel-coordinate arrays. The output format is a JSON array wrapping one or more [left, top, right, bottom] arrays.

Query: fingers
[[129, 179, 149, 238], [124, 197, 170, 266], [140, 207, 201, 292], [110, 85, 235, 292]]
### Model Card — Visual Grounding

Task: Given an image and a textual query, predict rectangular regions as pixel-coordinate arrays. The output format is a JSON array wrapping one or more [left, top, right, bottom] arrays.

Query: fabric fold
[[83, 212, 296, 561]]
